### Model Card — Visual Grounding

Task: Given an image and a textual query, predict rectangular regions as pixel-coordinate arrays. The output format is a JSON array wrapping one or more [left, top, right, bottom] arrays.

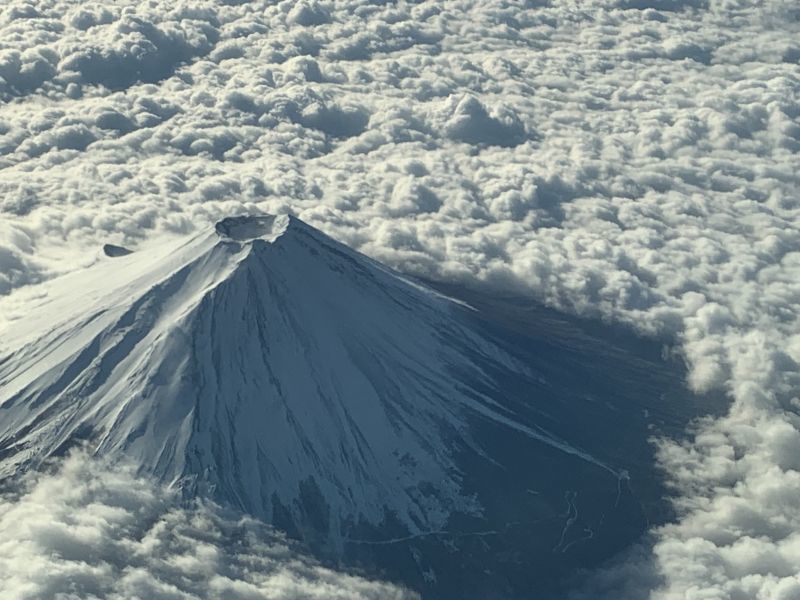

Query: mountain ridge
[[0, 214, 722, 598], [0, 215, 615, 555]]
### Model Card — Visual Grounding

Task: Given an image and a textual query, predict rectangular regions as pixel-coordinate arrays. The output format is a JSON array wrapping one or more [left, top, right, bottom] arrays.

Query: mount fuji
[[0, 215, 713, 598]]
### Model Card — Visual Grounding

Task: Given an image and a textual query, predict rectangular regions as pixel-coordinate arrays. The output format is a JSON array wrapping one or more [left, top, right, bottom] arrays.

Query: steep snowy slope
[[0, 214, 720, 598], [0, 216, 608, 543]]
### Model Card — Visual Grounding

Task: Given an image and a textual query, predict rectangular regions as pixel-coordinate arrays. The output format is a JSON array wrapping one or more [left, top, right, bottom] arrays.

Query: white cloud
[[0, 0, 799, 597], [0, 452, 416, 600]]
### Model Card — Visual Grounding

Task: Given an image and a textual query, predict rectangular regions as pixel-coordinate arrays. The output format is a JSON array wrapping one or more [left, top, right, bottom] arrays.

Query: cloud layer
[[0, 0, 799, 597], [0, 452, 415, 600]]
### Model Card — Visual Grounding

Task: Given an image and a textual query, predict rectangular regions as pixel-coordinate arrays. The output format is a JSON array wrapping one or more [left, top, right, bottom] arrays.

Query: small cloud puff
[[442, 95, 528, 148]]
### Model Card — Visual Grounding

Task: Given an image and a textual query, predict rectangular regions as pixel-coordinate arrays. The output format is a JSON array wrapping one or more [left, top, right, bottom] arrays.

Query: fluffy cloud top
[[0, 0, 799, 597], [0, 452, 415, 600]]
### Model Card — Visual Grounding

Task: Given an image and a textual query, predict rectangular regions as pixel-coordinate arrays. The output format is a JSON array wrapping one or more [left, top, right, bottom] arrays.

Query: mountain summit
[[0, 215, 694, 597], [0, 215, 604, 529]]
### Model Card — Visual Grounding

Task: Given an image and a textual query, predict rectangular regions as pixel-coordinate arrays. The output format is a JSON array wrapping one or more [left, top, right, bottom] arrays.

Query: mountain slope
[[0, 216, 612, 545], [0, 214, 720, 598]]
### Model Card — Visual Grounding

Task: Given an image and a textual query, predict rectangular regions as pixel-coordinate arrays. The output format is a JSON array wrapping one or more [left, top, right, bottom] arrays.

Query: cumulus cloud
[[0, 0, 799, 597], [441, 94, 528, 147], [0, 452, 415, 600]]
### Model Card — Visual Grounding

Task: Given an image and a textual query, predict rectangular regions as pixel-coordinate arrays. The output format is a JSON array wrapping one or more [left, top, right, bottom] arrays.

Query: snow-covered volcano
[[0, 214, 717, 598], [0, 215, 613, 546]]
